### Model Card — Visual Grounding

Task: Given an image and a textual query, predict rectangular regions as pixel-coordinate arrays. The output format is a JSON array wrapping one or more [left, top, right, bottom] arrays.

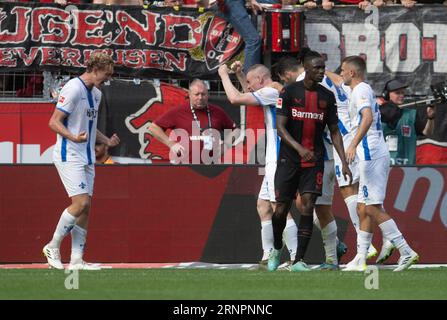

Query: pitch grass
[[1, 268, 447, 300]]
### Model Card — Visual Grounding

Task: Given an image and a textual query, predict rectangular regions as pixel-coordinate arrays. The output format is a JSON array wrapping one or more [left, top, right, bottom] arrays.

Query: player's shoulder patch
[[276, 98, 283, 109]]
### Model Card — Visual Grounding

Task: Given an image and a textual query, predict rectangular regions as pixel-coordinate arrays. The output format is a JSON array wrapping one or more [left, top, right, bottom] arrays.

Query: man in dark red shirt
[[268, 53, 352, 272], [148, 79, 237, 164]]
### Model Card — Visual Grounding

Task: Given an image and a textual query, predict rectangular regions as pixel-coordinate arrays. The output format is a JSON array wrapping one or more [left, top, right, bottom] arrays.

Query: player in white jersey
[[339, 56, 418, 272], [326, 71, 387, 261], [43, 53, 120, 270], [219, 62, 298, 267]]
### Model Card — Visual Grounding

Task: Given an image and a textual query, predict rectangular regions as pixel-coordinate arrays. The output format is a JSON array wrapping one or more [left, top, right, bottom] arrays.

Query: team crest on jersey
[[276, 98, 283, 109], [292, 98, 304, 108], [58, 95, 65, 104], [86, 109, 98, 119]]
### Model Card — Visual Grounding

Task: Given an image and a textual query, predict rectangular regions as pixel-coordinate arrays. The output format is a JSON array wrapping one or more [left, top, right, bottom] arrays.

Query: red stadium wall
[[0, 102, 55, 164], [1, 165, 446, 264]]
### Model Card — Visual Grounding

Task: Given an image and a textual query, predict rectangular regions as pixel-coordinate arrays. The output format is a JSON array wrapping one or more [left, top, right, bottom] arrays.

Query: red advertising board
[[333, 166, 447, 263], [1, 100, 446, 263], [0, 102, 54, 164], [0, 165, 446, 264]]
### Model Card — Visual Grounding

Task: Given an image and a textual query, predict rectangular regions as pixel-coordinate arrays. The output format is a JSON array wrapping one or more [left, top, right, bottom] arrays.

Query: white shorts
[[258, 161, 276, 202], [315, 159, 335, 206], [55, 161, 95, 197], [333, 145, 360, 187], [358, 154, 390, 205]]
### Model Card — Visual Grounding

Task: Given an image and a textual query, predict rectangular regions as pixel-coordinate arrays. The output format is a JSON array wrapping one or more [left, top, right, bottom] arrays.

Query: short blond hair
[[246, 64, 271, 79], [86, 53, 114, 72]]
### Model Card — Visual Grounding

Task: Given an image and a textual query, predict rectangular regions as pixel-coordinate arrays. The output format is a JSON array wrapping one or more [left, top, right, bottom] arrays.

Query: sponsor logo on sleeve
[[276, 98, 283, 109]]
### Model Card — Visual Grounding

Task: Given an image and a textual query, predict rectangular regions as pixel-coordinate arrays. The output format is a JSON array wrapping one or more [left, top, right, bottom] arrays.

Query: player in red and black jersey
[[277, 79, 337, 168], [268, 54, 352, 272]]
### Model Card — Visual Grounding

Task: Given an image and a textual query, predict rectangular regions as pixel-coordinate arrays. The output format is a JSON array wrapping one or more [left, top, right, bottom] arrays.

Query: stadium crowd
[[5, 0, 447, 7]]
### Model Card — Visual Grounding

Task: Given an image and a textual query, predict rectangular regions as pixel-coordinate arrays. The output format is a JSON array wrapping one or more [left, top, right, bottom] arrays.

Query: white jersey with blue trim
[[348, 82, 388, 161], [252, 86, 280, 164], [52, 77, 102, 165], [338, 83, 352, 135]]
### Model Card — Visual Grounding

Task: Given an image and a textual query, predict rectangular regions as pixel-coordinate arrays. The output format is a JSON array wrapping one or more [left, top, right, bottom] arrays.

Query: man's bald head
[[246, 64, 271, 80], [246, 64, 272, 92], [189, 79, 209, 109], [189, 78, 208, 91]]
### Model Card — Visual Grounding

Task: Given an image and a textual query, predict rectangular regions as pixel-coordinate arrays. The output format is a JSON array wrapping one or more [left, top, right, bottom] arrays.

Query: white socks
[[313, 210, 340, 245], [345, 195, 360, 233], [313, 211, 321, 230], [357, 230, 373, 259], [261, 220, 274, 261], [47, 208, 91, 264], [379, 219, 413, 256], [321, 220, 338, 264], [48, 209, 76, 249], [71, 225, 87, 263], [283, 218, 298, 261]]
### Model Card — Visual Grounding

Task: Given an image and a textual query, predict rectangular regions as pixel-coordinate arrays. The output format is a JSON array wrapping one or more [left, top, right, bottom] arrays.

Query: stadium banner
[[99, 80, 267, 163], [303, 4, 447, 96], [0, 80, 267, 164], [0, 3, 243, 78], [1, 81, 446, 164], [1, 3, 447, 93], [0, 165, 446, 263]]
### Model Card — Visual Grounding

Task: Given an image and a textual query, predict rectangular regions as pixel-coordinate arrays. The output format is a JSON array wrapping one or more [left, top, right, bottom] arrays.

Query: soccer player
[[218, 62, 299, 267], [43, 53, 120, 270], [268, 54, 352, 272], [339, 56, 419, 272], [275, 54, 349, 269], [326, 70, 395, 264]]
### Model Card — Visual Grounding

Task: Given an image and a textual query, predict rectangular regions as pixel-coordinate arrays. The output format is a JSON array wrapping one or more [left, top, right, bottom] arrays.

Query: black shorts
[[274, 159, 324, 202]]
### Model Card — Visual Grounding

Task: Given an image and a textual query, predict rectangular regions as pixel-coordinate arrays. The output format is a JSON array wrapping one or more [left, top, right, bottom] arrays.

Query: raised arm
[[231, 61, 250, 93], [325, 70, 344, 87], [218, 64, 259, 105]]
